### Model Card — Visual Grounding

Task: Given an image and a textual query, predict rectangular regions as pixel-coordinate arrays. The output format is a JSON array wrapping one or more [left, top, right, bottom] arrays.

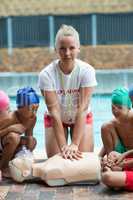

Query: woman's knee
[[47, 151, 57, 158], [46, 141, 60, 157]]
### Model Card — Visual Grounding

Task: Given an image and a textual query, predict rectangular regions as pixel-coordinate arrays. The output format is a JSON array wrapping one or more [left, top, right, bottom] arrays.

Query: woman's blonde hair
[[55, 24, 80, 49]]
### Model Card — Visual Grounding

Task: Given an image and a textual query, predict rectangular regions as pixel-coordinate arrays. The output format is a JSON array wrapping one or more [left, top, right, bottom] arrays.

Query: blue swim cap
[[16, 87, 39, 108]]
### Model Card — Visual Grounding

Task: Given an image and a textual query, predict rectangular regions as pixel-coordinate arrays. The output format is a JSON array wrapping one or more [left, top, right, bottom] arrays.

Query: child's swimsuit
[[124, 161, 133, 190], [114, 138, 133, 190], [114, 140, 133, 191], [114, 138, 127, 153]]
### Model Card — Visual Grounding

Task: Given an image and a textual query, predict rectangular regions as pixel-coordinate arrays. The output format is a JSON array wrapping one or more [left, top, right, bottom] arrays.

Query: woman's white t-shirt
[[38, 59, 97, 124]]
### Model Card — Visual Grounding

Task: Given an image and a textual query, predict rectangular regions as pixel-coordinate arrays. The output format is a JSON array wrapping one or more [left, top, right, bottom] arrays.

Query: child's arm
[[98, 146, 106, 157], [116, 149, 133, 163], [23, 117, 36, 150], [0, 124, 26, 137], [115, 149, 133, 169], [120, 158, 133, 170], [8, 124, 26, 134], [25, 116, 36, 136], [0, 127, 10, 137]]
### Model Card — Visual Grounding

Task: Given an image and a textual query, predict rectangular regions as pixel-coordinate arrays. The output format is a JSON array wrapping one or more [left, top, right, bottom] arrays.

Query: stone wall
[[1, 0, 133, 17], [0, 45, 133, 72]]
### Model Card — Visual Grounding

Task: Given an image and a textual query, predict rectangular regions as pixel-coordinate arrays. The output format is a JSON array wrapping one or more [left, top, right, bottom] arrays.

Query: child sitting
[[102, 149, 133, 191], [0, 87, 39, 180], [99, 87, 133, 156], [100, 87, 133, 190]]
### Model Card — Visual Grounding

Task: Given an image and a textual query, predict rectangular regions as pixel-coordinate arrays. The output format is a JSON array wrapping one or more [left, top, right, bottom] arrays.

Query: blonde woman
[[38, 25, 97, 160]]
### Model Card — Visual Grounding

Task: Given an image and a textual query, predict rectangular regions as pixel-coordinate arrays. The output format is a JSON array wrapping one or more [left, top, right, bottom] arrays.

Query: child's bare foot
[[2, 168, 11, 178]]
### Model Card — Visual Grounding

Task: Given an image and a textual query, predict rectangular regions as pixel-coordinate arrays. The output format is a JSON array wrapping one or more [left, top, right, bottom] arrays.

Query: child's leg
[[19, 136, 37, 151], [0, 132, 20, 170], [101, 122, 119, 155], [0, 170, 2, 181], [102, 170, 126, 188]]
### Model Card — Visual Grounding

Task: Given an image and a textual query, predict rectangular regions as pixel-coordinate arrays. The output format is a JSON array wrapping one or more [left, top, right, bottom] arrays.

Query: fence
[[0, 13, 133, 51]]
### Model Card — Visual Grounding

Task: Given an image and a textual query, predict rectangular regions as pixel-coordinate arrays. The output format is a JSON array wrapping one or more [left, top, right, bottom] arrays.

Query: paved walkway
[[0, 178, 133, 200]]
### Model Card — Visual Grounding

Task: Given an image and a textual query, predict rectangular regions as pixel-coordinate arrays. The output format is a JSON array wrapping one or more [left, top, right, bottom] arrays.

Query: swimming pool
[[10, 95, 112, 152]]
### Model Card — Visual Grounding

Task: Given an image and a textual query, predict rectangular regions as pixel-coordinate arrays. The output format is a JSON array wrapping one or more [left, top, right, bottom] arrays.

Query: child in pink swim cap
[[0, 90, 10, 180], [0, 90, 10, 112]]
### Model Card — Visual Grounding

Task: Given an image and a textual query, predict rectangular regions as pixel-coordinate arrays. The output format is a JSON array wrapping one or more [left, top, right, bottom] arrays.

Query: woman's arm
[[41, 90, 67, 151], [72, 87, 94, 146], [61, 87, 94, 160]]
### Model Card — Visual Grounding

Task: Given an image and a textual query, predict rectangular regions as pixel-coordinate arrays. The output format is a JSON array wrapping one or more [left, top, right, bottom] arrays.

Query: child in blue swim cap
[[0, 87, 39, 181], [16, 87, 39, 109], [15, 87, 39, 152]]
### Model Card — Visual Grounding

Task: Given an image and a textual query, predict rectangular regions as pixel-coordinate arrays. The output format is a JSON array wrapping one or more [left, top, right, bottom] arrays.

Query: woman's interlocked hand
[[61, 143, 82, 160]]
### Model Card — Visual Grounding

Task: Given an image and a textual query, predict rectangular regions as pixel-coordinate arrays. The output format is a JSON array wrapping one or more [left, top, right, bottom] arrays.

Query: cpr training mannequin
[[9, 152, 101, 186]]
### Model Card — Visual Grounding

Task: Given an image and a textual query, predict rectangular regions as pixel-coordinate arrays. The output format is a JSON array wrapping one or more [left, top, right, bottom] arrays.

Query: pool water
[[10, 95, 112, 151]]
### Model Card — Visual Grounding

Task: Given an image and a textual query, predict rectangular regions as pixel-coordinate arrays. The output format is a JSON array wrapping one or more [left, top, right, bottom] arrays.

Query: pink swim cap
[[0, 90, 10, 111]]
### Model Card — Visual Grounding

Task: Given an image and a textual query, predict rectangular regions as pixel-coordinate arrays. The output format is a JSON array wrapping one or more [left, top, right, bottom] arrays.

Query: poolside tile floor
[[0, 178, 133, 200]]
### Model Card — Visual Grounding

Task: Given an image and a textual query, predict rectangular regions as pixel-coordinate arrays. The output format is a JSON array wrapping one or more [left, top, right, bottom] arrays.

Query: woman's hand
[[61, 143, 82, 160]]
